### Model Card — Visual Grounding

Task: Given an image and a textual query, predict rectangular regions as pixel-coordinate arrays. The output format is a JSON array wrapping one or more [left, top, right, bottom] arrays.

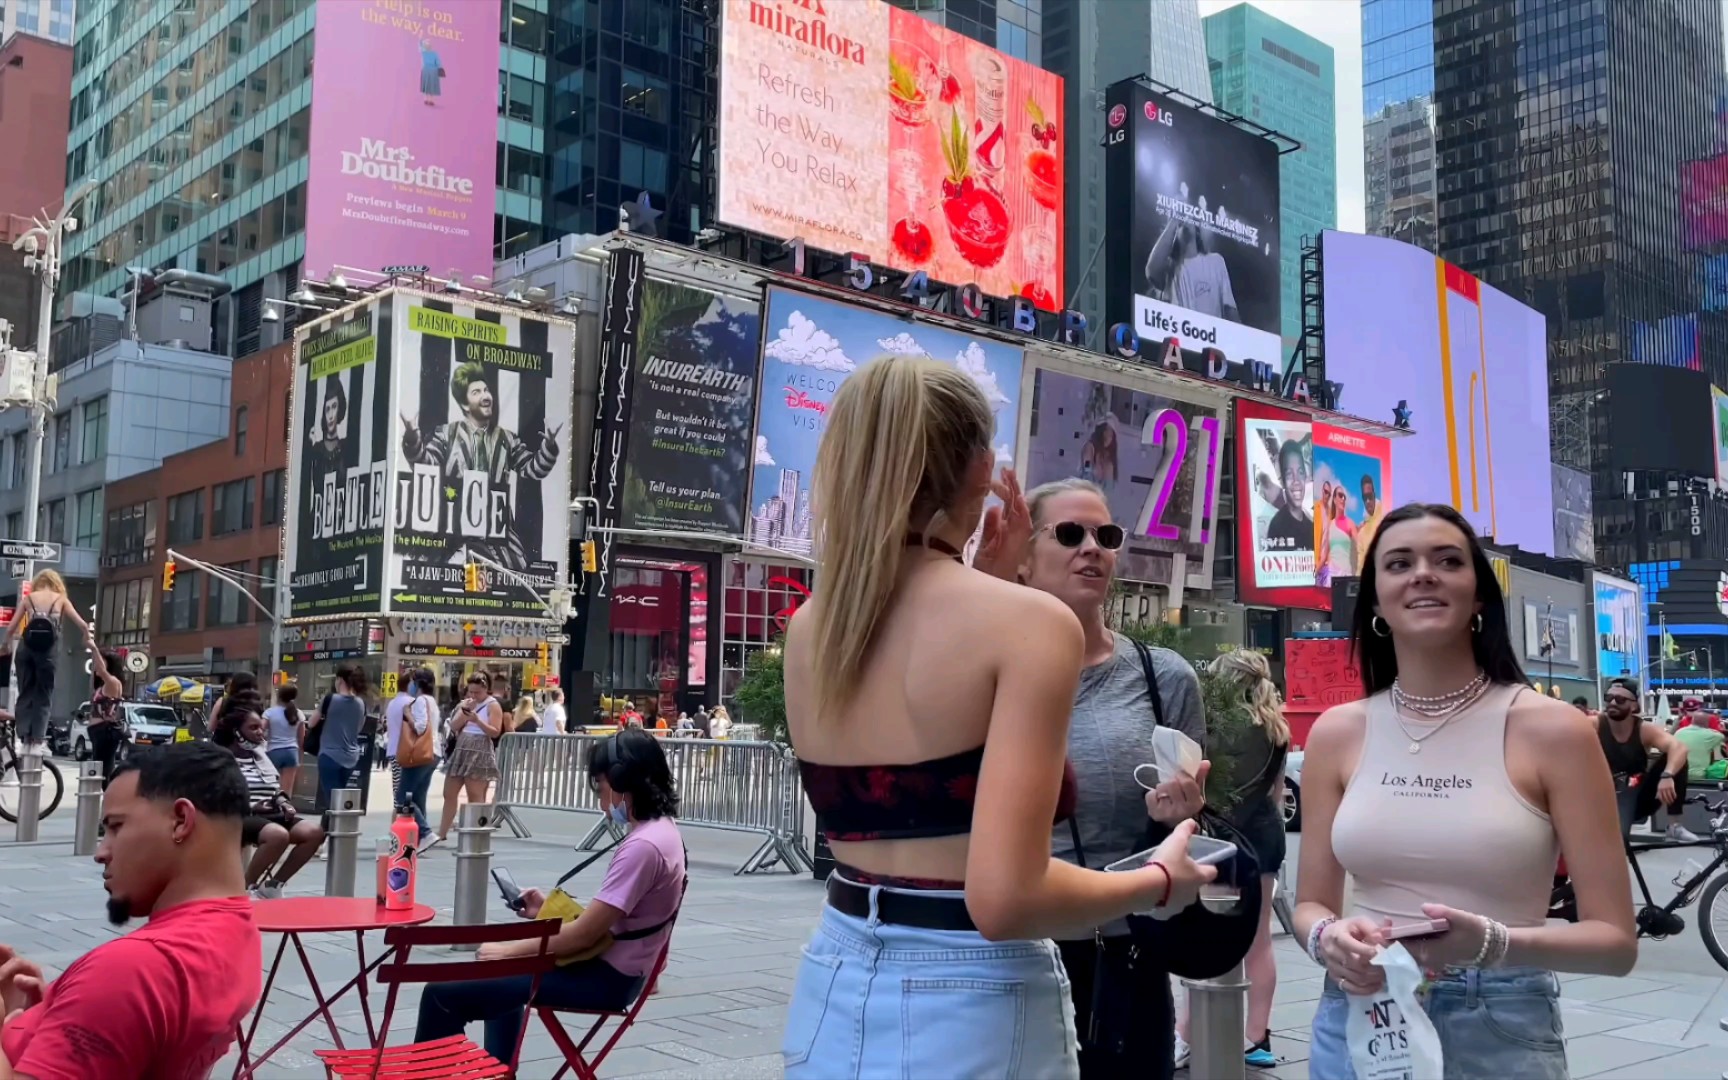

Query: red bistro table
[[232, 897, 436, 1079]]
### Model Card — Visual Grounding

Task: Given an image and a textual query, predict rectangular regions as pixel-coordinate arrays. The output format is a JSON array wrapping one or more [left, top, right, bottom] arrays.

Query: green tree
[[732, 640, 789, 745]]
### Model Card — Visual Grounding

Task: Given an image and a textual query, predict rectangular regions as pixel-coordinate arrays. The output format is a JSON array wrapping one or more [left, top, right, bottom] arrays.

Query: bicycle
[[1550, 792, 1728, 972], [0, 716, 66, 823]]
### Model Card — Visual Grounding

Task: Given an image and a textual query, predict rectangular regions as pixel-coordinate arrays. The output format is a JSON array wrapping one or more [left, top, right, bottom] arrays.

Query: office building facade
[[1, 0, 74, 45], [1203, 2, 1337, 351], [1362, 0, 1438, 250], [1432, 0, 1726, 569], [1043, 0, 1210, 338], [55, 0, 551, 357]]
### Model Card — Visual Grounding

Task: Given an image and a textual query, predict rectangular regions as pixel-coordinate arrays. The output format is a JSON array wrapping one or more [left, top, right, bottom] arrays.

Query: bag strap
[[1068, 817, 1087, 870], [555, 833, 623, 890], [588, 844, 690, 940], [1128, 637, 1166, 729]]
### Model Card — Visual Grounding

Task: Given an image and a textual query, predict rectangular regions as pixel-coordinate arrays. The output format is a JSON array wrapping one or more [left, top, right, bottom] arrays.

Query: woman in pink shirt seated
[[415, 729, 685, 1062]]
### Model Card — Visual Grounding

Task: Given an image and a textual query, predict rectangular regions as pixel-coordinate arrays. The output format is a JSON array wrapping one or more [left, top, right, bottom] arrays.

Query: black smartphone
[[491, 867, 526, 912]]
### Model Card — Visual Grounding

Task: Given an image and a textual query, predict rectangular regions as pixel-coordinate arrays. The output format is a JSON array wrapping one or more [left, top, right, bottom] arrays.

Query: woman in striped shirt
[[213, 706, 325, 898]]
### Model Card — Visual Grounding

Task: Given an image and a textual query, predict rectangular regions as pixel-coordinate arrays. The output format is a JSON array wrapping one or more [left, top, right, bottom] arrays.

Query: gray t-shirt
[[318, 692, 366, 770], [1052, 633, 1206, 936]]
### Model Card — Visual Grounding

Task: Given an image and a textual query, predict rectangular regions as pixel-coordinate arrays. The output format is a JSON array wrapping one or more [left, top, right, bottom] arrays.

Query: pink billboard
[[1683, 153, 1728, 251], [304, 0, 499, 284]]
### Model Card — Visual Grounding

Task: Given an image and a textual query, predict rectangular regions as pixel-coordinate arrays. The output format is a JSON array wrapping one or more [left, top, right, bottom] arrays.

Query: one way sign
[[0, 540, 61, 562]]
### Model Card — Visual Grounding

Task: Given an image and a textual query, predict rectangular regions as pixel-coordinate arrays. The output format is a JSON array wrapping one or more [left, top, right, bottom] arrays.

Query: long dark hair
[[1350, 502, 1527, 695], [277, 684, 300, 727]]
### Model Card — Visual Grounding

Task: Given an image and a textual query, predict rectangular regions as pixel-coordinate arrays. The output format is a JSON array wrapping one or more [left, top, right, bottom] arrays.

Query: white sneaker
[[1173, 1034, 1191, 1068], [1668, 823, 1703, 843], [423, 834, 445, 851], [256, 882, 284, 899]]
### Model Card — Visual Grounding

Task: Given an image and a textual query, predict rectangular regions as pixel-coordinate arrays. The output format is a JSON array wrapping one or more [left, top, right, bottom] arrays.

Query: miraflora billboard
[[389, 300, 575, 617], [286, 302, 393, 620], [1104, 80, 1283, 374], [1321, 230, 1553, 554], [621, 283, 763, 538], [1021, 357, 1224, 591], [304, 0, 499, 283], [717, 0, 1065, 307], [751, 287, 1023, 557]]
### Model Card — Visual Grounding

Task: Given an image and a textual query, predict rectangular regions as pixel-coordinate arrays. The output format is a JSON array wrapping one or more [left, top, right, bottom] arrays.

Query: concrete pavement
[[1, 761, 1725, 1078]]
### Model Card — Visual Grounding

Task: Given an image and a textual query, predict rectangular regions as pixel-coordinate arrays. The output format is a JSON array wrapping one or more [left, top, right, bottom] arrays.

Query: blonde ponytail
[[808, 356, 994, 720], [1210, 649, 1290, 748]]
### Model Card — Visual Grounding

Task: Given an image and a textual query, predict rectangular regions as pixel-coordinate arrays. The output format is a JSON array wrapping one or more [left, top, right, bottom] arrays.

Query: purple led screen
[[1320, 231, 1553, 554]]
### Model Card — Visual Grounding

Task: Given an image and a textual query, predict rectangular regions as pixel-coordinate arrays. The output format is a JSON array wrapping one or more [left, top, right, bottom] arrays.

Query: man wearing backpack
[[7, 570, 95, 755]]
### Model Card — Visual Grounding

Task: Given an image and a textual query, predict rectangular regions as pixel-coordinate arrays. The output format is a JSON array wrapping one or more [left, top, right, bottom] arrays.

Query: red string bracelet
[[1148, 860, 1174, 907]]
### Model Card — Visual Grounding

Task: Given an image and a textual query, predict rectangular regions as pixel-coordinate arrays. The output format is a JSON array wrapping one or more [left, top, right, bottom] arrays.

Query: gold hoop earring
[[1472, 614, 1484, 633], [1371, 615, 1391, 638]]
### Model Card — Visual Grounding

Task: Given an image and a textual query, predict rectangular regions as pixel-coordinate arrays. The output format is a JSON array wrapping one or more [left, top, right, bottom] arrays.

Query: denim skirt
[[782, 885, 1080, 1079], [1310, 965, 1567, 1080]]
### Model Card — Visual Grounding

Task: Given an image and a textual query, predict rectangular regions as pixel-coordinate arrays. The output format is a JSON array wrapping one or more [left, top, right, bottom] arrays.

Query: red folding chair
[[315, 919, 559, 1080], [532, 931, 676, 1080]]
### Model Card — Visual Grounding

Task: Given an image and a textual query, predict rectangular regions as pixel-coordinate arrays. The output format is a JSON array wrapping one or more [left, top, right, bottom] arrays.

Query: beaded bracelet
[[1469, 918, 1509, 968], [1307, 916, 1338, 964], [1148, 860, 1174, 908]]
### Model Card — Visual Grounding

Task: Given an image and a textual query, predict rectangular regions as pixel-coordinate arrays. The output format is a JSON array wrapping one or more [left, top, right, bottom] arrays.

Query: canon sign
[[341, 138, 475, 196]]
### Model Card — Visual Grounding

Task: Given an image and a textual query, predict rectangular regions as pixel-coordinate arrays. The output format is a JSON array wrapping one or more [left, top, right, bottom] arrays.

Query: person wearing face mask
[[975, 475, 1211, 1079], [413, 730, 685, 1062], [213, 707, 325, 897], [0, 744, 260, 1079], [1296, 503, 1634, 1078]]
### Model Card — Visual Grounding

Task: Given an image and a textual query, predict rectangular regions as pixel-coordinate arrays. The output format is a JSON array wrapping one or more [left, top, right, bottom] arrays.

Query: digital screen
[[1321, 231, 1554, 554], [1605, 363, 1714, 477], [1593, 572, 1646, 683], [1683, 153, 1728, 251], [717, 0, 1064, 307], [1551, 463, 1595, 564], [1105, 80, 1283, 373]]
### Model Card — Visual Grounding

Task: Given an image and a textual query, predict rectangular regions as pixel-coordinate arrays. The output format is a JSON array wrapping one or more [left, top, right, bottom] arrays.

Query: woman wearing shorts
[[263, 686, 303, 796], [432, 672, 503, 847]]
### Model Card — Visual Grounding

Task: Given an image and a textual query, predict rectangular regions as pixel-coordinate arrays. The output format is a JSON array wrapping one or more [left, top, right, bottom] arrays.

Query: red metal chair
[[532, 931, 677, 1080], [314, 919, 559, 1080]]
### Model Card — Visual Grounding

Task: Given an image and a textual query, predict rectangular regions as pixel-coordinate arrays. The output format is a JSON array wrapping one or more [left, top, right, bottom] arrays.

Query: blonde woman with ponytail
[[1173, 649, 1292, 1069], [781, 356, 1217, 1079]]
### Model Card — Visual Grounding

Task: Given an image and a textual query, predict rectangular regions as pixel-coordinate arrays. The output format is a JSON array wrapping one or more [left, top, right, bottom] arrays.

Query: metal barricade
[[494, 733, 814, 876]]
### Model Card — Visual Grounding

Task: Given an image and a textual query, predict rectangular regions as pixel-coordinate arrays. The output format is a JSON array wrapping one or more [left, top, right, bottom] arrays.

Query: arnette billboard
[[1321, 231, 1553, 554], [304, 0, 498, 283], [1104, 80, 1283, 376], [717, 0, 1064, 308], [1235, 400, 1392, 610]]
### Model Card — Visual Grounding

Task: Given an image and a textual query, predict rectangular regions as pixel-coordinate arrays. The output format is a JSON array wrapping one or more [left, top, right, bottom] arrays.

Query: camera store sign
[[395, 616, 551, 639], [772, 237, 1340, 409]]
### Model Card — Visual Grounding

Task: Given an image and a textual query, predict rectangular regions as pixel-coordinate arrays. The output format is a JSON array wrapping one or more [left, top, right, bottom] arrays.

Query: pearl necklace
[[1390, 673, 1489, 754]]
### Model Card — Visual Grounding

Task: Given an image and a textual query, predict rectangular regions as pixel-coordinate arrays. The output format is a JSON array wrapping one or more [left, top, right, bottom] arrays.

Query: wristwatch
[[1661, 771, 1678, 780]]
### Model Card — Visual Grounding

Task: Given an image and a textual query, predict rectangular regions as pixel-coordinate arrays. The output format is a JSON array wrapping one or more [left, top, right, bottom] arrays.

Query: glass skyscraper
[[1362, 0, 1437, 250], [58, 0, 550, 357], [1203, 2, 1337, 352]]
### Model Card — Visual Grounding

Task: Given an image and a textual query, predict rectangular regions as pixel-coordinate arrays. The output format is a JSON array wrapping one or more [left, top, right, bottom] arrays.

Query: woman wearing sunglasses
[[781, 359, 1218, 1079], [976, 476, 1211, 1078]]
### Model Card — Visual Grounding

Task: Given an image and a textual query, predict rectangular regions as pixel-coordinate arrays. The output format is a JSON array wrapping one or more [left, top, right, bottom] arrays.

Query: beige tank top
[[1331, 683, 1556, 929]]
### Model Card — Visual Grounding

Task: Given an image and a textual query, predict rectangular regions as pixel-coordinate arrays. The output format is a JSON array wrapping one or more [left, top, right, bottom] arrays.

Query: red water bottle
[[386, 810, 418, 910]]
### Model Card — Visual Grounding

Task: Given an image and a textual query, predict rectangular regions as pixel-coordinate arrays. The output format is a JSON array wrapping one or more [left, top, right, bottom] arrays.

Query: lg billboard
[[1320, 231, 1554, 554], [1104, 80, 1283, 375], [716, 0, 1065, 308]]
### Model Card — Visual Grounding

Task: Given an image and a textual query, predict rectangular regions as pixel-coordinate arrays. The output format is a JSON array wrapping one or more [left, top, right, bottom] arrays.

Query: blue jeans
[[415, 957, 644, 1064], [783, 889, 1079, 1079], [315, 754, 354, 813], [1310, 966, 1567, 1079], [395, 762, 435, 837]]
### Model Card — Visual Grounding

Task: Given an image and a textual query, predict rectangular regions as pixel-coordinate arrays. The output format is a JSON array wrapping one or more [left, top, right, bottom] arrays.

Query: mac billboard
[[717, 0, 1065, 308], [1104, 79, 1284, 377], [304, 0, 499, 283], [1320, 231, 1553, 554]]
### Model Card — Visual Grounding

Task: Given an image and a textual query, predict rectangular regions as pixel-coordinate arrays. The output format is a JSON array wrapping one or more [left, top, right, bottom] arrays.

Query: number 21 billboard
[[1020, 354, 1226, 591]]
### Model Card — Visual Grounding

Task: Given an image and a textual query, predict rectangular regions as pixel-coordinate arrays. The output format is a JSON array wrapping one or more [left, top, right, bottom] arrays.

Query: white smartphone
[[1383, 918, 1450, 941]]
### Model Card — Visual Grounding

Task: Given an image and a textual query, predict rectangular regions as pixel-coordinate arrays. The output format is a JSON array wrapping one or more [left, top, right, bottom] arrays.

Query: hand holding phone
[[1383, 918, 1450, 942]]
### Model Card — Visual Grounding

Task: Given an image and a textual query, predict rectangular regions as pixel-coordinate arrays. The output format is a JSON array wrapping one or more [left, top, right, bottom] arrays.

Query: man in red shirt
[[0, 742, 261, 1080], [1676, 697, 1725, 733]]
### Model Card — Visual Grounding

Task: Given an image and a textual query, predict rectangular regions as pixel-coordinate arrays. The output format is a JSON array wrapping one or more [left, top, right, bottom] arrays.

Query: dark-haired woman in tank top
[[780, 357, 1219, 1078], [1294, 504, 1634, 1078]]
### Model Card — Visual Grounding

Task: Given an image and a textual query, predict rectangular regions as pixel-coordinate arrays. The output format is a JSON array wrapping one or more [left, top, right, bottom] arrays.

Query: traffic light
[[536, 641, 550, 666], [463, 563, 481, 592], [581, 540, 598, 574], [161, 558, 176, 592]]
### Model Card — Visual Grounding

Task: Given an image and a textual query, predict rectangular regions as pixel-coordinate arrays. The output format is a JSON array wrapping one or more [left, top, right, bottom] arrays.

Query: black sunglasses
[[1045, 521, 1125, 550]]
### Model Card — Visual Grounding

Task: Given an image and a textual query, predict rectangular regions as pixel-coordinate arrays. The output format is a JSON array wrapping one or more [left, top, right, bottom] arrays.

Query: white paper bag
[[1344, 944, 1444, 1080]]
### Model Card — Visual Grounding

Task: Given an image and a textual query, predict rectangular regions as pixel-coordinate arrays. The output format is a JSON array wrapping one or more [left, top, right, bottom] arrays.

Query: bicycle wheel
[[1700, 871, 1728, 973], [0, 755, 64, 823]]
